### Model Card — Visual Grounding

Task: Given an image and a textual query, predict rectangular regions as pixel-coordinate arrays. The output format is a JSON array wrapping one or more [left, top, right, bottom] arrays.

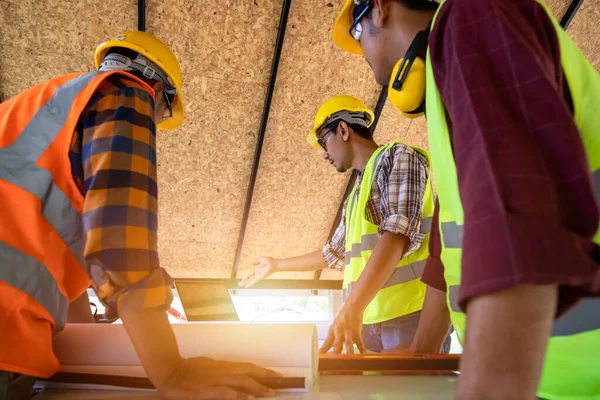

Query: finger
[[244, 277, 260, 289], [332, 331, 344, 354], [238, 272, 254, 287], [252, 259, 261, 266], [319, 332, 334, 354], [354, 336, 367, 354], [227, 362, 282, 378], [344, 328, 354, 355], [200, 386, 252, 400], [162, 385, 245, 400], [219, 375, 276, 398]]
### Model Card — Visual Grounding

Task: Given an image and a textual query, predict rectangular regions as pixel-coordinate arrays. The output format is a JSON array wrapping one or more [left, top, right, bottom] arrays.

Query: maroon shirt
[[422, 0, 600, 315]]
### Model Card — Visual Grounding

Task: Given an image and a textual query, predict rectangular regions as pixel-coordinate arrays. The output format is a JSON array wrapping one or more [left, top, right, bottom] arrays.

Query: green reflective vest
[[343, 143, 435, 325], [425, 1, 600, 398]]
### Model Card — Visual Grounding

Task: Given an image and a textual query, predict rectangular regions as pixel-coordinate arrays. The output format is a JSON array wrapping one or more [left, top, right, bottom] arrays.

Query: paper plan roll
[[43, 322, 318, 392]]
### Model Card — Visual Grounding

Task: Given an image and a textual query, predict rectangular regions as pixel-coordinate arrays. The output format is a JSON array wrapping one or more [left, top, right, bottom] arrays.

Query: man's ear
[[339, 121, 351, 142], [371, 0, 391, 29]]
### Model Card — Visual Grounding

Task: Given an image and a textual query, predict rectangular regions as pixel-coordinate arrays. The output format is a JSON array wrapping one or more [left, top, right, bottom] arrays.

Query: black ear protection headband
[[387, 27, 430, 118]]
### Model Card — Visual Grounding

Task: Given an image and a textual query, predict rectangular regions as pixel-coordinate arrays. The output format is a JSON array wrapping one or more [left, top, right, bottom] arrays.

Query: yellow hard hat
[[307, 95, 374, 149], [95, 31, 184, 130], [332, 0, 364, 55]]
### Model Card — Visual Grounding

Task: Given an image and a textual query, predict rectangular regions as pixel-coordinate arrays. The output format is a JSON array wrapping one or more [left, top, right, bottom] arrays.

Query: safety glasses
[[317, 128, 334, 152], [162, 91, 174, 120], [349, 1, 373, 43]]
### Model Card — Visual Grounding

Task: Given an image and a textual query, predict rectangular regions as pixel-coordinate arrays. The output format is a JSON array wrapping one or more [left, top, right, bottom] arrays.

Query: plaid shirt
[[323, 144, 429, 270], [69, 74, 173, 314]]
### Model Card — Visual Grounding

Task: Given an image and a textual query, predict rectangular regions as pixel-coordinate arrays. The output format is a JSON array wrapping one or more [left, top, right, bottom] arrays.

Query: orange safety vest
[[0, 71, 155, 378]]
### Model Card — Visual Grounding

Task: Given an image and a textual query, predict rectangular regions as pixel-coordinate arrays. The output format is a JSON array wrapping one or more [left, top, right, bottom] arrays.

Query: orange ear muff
[[387, 56, 426, 118]]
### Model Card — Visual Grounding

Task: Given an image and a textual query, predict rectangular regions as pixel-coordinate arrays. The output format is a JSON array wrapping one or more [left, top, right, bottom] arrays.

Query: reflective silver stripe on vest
[[8, 72, 99, 161], [593, 169, 600, 205], [420, 216, 433, 234], [3, 73, 98, 268], [348, 259, 425, 294], [441, 169, 599, 249], [0, 149, 85, 267], [448, 285, 461, 312], [345, 233, 379, 265], [0, 241, 68, 332], [345, 216, 434, 266], [0, 73, 98, 330], [381, 259, 426, 289], [442, 222, 463, 249], [449, 284, 600, 337], [552, 298, 600, 337]]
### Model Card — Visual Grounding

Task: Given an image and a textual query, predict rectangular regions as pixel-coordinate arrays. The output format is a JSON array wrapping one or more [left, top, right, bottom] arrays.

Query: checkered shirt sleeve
[[367, 144, 429, 256], [71, 74, 173, 314]]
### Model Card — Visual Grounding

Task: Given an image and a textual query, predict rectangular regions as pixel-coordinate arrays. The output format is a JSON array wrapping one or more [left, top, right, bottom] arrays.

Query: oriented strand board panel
[[545, 0, 573, 19], [0, 0, 136, 62], [0, 46, 91, 100], [567, 0, 600, 71], [238, 0, 382, 280], [147, 0, 281, 278], [0, 0, 136, 99]]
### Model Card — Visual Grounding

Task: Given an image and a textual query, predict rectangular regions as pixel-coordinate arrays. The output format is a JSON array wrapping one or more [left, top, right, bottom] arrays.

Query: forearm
[[120, 307, 181, 388], [346, 231, 408, 310], [456, 284, 557, 400], [277, 250, 328, 272], [67, 289, 95, 323], [409, 285, 451, 353]]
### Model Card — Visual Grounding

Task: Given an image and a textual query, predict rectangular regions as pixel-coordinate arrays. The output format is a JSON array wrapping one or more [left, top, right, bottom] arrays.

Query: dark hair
[[363, 1, 437, 35], [324, 120, 373, 141], [363, 0, 438, 22], [395, 0, 439, 12]]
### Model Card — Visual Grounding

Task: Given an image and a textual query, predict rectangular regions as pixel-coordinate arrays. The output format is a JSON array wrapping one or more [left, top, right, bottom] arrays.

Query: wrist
[[344, 297, 366, 314], [156, 356, 187, 391]]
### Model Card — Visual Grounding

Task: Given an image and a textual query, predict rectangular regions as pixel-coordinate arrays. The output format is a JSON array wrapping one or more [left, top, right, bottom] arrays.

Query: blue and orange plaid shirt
[[69, 73, 172, 314]]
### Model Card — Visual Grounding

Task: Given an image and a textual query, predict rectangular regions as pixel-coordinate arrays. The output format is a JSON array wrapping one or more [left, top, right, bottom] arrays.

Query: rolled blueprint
[[43, 322, 318, 392]]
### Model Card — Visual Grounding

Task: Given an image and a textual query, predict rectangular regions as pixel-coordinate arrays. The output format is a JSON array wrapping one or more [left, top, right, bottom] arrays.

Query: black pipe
[[314, 87, 388, 280], [370, 86, 388, 132], [231, 0, 293, 279], [138, 0, 146, 31], [560, 0, 584, 29]]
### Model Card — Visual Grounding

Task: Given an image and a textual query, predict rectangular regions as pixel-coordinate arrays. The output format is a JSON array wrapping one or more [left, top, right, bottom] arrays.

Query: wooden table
[[35, 374, 458, 399]]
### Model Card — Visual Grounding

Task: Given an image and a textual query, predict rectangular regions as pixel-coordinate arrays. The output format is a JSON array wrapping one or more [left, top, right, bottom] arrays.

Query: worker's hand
[[157, 356, 281, 400], [381, 343, 413, 354], [238, 257, 280, 288], [319, 305, 366, 355]]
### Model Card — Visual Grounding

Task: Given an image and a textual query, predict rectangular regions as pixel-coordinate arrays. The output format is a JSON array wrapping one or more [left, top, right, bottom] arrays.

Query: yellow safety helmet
[[307, 95, 374, 149], [95, 31, 184, 130], [333, 1, 430, 119], [332, 0, 365, 55]]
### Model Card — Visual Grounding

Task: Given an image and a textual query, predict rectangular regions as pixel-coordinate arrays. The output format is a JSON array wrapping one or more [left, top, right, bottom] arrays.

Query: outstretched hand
[[238, 257, 280, 288]]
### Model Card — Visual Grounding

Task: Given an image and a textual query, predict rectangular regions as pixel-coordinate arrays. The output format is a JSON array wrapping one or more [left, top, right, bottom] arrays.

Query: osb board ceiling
[[146, 0, 281, 278], [567, 0, 600, 71], [0, 0, 598, 281], [238, 0, 382, 280], [0, 0, 137, 95]]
